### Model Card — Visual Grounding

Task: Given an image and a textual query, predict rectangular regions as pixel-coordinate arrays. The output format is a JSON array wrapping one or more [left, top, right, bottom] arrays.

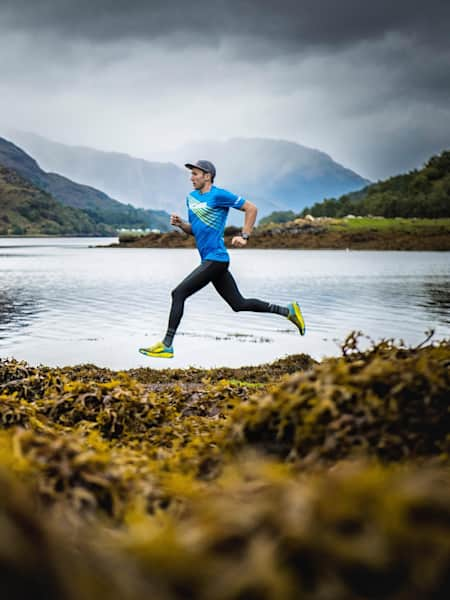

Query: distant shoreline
[[0, 234, 115, 239], [2, 218, 449, 250], [109, 218, 450, 251]]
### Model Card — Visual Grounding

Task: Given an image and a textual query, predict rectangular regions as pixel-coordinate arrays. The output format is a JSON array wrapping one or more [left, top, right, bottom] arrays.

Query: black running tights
[[163, 260, 288, 346]]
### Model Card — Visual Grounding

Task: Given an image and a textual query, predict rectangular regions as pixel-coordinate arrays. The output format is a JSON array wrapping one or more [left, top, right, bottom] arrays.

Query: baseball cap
[[185, 160, 216, 179]]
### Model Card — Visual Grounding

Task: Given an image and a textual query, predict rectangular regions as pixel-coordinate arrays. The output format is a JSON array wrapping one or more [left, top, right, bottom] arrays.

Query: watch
[[241, 232, 250, 240]]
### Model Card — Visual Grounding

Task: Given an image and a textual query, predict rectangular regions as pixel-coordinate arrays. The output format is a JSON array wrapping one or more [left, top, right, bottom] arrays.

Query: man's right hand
[[170, 214, 183, 228], [171, 214, 192, 235]]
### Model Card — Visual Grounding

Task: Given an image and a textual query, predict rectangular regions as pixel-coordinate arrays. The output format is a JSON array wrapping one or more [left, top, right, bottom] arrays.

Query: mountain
[[5, 130, 186, 213], [299, 150, 450, 218], [5, 131, 370, 219], [0, 137, 170, 232], [171, 138, 371, 214], [0, 164, 108, 235]]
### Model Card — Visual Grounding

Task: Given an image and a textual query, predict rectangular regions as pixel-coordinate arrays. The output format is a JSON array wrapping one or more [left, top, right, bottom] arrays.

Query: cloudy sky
[[0, 0, 449, 180]]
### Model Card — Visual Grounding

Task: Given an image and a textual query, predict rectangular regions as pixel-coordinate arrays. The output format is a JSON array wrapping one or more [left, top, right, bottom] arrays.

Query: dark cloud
[[1, 0, 449, 52], [0, 1, 448, 180]]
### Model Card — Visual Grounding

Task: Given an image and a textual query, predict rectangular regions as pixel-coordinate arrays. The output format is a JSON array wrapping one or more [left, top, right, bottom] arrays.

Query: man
[[139, 160, 305, 358]]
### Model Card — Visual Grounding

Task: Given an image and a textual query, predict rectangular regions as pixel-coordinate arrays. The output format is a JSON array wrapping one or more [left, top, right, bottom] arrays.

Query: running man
[[139, 160, 305, 358]]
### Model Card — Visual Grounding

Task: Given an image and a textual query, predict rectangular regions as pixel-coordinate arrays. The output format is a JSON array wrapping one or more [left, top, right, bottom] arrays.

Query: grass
[[327, 217, 450, 232]]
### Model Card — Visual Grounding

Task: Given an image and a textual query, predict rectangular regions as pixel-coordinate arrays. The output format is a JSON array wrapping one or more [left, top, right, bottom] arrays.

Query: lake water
[[0, 237, 449, 369]]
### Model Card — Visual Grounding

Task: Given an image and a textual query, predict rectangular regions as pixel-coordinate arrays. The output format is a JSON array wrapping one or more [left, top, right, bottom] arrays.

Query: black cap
[[185, 160, 216, 179]]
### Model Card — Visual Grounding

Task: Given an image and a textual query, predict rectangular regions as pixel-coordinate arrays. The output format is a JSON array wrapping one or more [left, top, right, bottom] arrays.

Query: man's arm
[[171, 214, 193, 235], [232, 201, 257, 247]]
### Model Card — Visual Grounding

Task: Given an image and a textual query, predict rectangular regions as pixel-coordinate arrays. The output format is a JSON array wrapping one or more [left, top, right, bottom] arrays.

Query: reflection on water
[[421, 282, 450, 323], [0, 238, 449, 369], [0, 287, 42, 338]]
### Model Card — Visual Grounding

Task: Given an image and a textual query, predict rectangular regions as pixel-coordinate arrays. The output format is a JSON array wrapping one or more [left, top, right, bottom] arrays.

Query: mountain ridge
[[0, 136, 170, 231], [258, 150, 450, 222], [5, 130, 370, 218]]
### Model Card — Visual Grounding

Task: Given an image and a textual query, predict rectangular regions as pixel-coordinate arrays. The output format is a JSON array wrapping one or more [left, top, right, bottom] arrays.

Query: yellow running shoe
[[287, 301, 306, 336], [139, 341, 174, 358]]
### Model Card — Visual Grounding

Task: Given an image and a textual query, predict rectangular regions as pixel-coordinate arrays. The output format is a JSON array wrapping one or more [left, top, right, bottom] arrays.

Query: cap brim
[[185, 163, 207, 173]]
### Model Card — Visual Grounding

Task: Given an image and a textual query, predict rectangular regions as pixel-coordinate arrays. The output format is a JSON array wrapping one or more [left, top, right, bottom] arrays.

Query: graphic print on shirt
[[187, 197, 222, 230]]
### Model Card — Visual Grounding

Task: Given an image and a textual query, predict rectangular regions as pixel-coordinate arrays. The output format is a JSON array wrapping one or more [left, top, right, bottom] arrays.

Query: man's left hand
[[231, 236, 248, 248]]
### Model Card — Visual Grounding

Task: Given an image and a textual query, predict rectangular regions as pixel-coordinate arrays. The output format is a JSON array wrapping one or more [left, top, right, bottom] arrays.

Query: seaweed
[[116, 460, 450, 600], [0, 337, 449, 599], [220, 336, 450, 467]]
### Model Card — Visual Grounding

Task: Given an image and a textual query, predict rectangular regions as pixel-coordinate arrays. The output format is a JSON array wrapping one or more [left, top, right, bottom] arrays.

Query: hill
[[0, 164, 108, 235], [4, 129, 186, 213], [5, 130, 370, 218], [299, 150, 450, 219], [0, 137, 170, 231]]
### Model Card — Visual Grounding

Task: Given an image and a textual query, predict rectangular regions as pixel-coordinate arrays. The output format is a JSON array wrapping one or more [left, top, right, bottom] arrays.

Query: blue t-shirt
[[186, 186, 245, 262]]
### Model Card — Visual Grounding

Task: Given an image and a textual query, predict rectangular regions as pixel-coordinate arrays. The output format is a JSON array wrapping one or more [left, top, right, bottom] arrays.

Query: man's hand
[[170, 214, 184, 228], [231, 235, 248, 248], [171, 213, 192, 235]]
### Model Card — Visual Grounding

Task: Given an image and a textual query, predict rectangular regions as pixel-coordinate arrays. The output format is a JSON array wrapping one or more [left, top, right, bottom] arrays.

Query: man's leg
[[212, 267, 306, 334], [162, 260, 228, 347], [140, 261, 228, 357], [212, 268, 289, 315]]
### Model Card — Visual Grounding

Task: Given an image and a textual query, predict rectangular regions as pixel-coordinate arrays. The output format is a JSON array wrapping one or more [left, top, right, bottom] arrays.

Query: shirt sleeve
[[212, 188, 246, 209]]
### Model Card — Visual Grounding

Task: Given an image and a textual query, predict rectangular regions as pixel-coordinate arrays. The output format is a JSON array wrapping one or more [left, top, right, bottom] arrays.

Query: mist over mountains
[[172, 138, 370, 212], [0, 136, 170, 232], [6, 130, 370, 219]]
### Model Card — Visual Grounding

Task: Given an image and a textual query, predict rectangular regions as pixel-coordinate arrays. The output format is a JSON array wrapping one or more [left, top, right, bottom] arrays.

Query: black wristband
[[241, 232, 250, 240]]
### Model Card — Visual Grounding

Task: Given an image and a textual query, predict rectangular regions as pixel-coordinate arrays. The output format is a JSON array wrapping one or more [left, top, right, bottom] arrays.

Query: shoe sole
[[290, 302, 306, 336], [139, 348, 173, 358]]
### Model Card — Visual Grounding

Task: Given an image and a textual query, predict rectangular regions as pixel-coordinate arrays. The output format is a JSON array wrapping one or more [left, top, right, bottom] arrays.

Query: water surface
[[0, 238, 449, 368]]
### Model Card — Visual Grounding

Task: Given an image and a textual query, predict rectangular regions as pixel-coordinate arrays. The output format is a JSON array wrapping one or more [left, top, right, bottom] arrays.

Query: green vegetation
[[303, 151, 450, 218], [0, 163, 170, 236], [79, 200, 169, 232], [262, 150, 450, 223], [0, 136, 171, 234], [0, 165, 112, 235], [118, 230, 152, 243], [327, 216, 450, 231], [259, 210, 296, 226], [0, 335, 449, 598]]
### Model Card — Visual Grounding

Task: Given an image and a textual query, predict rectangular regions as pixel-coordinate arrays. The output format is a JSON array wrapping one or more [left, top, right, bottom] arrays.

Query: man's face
[[190, 168, 210, 190]]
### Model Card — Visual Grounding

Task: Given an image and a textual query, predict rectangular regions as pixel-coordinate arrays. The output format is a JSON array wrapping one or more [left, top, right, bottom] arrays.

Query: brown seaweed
[[0, 337, 449, 599]]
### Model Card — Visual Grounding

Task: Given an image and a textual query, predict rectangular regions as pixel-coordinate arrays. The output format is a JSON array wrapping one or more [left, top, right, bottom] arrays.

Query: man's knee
[[230, 299, 246, 312], [171, 286, 186, 301]]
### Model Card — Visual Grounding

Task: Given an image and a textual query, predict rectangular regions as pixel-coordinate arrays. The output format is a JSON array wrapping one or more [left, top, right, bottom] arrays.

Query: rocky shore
[[0, 333, 449, 599], [111, 217, 450, 251]]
